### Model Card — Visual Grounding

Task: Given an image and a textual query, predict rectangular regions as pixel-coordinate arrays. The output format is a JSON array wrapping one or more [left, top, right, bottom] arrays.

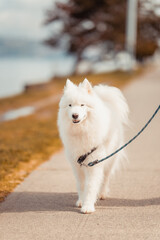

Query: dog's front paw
[[81, 204, 95, 214], [76, 199, 82, 208]]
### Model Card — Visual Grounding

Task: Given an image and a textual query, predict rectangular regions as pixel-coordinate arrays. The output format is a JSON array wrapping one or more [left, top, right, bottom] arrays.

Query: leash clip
[[88, 160, 99, 167]]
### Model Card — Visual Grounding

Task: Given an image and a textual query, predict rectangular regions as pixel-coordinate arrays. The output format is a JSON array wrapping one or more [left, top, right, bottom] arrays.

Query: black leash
[[87, 105, 160, 167]]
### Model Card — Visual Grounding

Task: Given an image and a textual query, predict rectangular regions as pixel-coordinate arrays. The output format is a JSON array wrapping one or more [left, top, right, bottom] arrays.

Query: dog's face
[[59, 79, 93, 125], [68, 103, 87, 124]]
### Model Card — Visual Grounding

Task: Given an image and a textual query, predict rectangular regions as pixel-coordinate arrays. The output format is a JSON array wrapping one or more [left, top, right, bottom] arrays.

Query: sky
[[0, 0, 56, 40]]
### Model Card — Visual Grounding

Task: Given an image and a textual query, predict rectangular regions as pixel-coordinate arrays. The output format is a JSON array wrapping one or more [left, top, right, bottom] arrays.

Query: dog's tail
[[94, 85, 129, 125]]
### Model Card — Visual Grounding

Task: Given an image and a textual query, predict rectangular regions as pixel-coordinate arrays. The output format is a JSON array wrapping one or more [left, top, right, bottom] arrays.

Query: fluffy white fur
[[58, 78, 129, 214]]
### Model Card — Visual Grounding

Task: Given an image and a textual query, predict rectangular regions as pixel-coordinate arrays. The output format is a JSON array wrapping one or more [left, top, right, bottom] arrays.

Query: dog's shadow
[[98, 197, 160, 208], [0, 192, 78, 213], [0, 192, 160, 213]]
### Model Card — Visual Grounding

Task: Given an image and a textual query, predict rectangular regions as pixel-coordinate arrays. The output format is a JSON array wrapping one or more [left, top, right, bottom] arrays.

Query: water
[[0, 56, 74, 98], [0, 106, 35, 122]]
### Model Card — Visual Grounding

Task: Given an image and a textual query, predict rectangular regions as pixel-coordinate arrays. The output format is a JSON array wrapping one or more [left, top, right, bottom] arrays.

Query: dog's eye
[[81, 104, 85, 107], [69, 104, 72, 107]]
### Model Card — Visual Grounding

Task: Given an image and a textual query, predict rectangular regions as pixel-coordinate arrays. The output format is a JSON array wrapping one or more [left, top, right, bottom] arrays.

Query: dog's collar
[[77, 147, 97, 166]]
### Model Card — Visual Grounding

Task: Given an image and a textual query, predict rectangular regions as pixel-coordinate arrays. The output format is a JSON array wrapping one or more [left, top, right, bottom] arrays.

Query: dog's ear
[[65, 79, 75, 89], [82, 78, 92, 94]]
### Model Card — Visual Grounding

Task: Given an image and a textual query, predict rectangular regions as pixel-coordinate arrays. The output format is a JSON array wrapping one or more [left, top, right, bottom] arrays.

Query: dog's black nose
[[72, 114, 78, 119]]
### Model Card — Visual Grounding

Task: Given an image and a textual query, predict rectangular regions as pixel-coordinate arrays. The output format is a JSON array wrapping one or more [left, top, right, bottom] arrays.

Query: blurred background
[[0, 0, 75, 98], [0, 0, 160, 98]]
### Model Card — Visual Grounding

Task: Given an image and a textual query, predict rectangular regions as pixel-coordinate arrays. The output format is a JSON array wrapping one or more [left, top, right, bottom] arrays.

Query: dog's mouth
[[72, 115, 87, 124], [72, 120, 80, 124]]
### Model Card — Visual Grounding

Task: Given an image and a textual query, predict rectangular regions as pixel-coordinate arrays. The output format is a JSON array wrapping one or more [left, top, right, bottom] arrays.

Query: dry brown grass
[[0, 69, 143, 202], [0, 102, 62, 201]]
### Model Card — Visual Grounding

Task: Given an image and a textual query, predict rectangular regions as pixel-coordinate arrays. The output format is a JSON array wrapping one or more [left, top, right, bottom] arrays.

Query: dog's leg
[[76, 169, 85, 208], [99, 156, 117, 200], [81, 167, 103, 214], [99, 172, 111, 200], [72, 165, 85, 208], [99, 164, 113, 200]]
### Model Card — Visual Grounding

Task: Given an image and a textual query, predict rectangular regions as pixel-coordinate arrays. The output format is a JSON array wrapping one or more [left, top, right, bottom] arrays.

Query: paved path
[[0, 67, 160, 240]]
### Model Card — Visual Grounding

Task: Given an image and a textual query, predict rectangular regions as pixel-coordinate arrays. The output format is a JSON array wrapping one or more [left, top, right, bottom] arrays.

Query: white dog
[[58, 78, 129, 214]]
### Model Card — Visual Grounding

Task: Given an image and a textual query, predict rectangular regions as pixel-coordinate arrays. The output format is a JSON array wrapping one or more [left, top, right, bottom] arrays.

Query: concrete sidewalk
[[0, 67, 160, 240]]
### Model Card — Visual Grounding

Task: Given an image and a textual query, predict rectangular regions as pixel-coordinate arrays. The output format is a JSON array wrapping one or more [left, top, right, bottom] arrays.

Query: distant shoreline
[[0, 56, 74, 98]]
